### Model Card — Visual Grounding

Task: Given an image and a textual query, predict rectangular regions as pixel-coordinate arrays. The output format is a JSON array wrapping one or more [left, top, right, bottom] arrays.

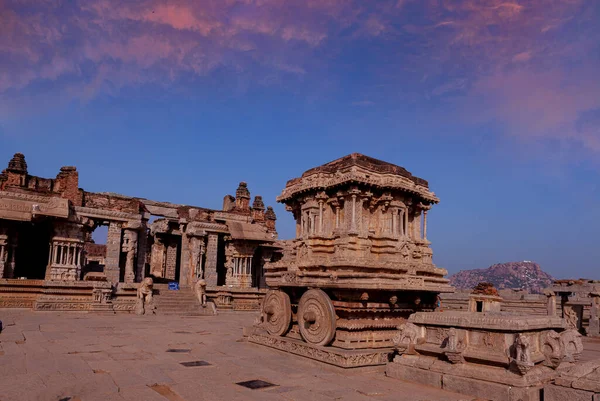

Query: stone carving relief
[[564, 306, 579, 330], [542, 330, 564, 368], [511, 333, 534, 375], [560, 329, 583, 363], [392, 322, 421, 353], [444, 327, 466, 364]]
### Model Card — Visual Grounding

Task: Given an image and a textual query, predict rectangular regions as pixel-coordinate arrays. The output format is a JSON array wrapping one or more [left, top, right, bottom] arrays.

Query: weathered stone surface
[[386, 362, 442, 388], [0, 310, 468, 401], [544, 384, 594, 401], [443, 374, 541, 401]]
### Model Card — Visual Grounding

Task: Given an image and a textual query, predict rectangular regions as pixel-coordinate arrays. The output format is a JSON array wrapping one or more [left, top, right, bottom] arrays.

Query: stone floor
[[0, 310, 476, 401]]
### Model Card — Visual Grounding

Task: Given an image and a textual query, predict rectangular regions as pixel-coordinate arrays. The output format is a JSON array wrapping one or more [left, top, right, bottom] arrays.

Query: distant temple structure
[[0, 153, 277, 311]]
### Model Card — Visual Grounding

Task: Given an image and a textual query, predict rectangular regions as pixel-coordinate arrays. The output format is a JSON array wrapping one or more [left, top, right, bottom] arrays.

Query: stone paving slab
[[0, 309, 477, 401]]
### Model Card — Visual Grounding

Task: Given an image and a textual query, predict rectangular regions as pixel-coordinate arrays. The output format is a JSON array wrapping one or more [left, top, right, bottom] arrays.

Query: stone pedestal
[[386, 311, 581, 401]]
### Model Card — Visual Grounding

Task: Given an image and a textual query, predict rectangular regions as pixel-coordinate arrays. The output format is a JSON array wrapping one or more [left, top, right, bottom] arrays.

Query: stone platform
[[0, 309, 470, 401], [248, 331, 393, 368]]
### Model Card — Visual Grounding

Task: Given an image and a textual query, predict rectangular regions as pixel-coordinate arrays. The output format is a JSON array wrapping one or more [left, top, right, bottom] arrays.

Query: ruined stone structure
[[249, 153, 454, 367], [442, 280, 600, 338], [0, 153, 277, 312], [386, 311, 583, 401]]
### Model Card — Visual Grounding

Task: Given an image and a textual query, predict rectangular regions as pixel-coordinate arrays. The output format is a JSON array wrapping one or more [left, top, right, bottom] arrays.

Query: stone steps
[[154, 287, 204, 316]]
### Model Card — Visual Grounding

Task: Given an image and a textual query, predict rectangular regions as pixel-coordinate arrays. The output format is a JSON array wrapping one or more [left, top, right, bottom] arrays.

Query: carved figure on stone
[[444, 327, 466, 364], [515, 334, 531, 364], [392, 322, 420, 351], [560, 329, 583, 362], [564, 307, 579, 330], [135, 277, 154, 315], [195, 279, 207, 307], [511, 333, 534, 374], [447, 328, 459, 352], [542, 330, 565, 368]]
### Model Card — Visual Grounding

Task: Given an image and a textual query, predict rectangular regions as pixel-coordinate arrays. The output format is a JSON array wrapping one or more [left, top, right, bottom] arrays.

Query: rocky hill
[[448, 261, 554, 294]]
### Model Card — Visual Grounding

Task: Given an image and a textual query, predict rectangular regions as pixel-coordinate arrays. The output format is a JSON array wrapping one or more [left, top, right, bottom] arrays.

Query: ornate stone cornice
[[74, 206, 141, 223], [277, 168, 439, 204]]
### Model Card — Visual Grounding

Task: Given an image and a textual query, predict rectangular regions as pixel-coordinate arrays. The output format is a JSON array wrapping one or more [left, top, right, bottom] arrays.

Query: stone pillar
[[589, 292, 600, 337], [413, 210, 421, 240], [544, 290, 557, 316], [179, 224, 190, 287], [205, 233, 219, 286], [135, 226, 148, 282], [105, 221, 122, 284], [350, 193, 358, 232], [0, 233, 7, 278], [123, 229, 138, 283], [7, 235, 17, 279], [403, 208, 408, 237], [423, 210, 428, 240], [318, 200, 324, 234], [150, 238, 165, 278], [188, 236, 205, 282]]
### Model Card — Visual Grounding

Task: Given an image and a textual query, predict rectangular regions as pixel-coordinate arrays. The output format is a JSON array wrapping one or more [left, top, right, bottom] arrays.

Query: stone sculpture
[[250, 154, 453, 367], [512, 333, 534, 374], [195, 279, 207, 307], [444, 327, 465, 364], [135, 277, 154, 315], [564, 306, 579, 330]]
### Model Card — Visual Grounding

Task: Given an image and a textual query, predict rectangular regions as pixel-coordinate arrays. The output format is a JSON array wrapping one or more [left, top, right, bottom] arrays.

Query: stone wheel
[[262, 290, 292, 336], [298, 289, 336, 346]]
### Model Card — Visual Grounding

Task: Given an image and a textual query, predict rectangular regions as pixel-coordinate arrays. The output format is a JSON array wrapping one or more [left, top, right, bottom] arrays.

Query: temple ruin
[[0, 153, 277, 311]]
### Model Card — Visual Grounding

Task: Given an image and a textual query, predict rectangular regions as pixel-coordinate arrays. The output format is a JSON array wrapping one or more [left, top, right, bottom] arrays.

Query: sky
[[1, 0, 599, 279]]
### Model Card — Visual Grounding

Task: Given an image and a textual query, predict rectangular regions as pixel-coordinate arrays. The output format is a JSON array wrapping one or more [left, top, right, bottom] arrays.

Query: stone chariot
[[249, 154, 454, 366]]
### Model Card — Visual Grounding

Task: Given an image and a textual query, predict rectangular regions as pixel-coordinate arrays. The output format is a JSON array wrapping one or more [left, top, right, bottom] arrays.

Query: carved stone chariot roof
[[277, 153, 438, 203]]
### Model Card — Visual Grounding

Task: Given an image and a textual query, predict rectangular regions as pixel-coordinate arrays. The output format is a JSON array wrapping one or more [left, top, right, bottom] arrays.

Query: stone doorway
[[14, 221, 52, 279]]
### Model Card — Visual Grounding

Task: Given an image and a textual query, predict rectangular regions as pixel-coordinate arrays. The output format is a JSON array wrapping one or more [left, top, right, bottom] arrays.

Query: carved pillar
[[188, 235, 205, 281], [545, 291, 557, 316], [47, 223, 85, 281], [423, 210, 428, 240], [123, 229, 138, 284], [318, 200, 324, 234], [348, 188, 361, 233], [104, 221, 122, 284], [589, 292, 600, 337], [150, 237, 166, 278], [403, 208, 408, 237], [135, 224, 148, 282], [179, 223, 190, 287], [391, 208, 397, 236], [205, 233, 219, 287], [413, 209, 422, 240], [0, 232, 7, 278]]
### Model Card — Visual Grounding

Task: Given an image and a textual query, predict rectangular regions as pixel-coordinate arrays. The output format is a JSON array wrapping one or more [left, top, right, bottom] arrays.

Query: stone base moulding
[[386, 355, 552, 401], [247, 331, 392, 368]]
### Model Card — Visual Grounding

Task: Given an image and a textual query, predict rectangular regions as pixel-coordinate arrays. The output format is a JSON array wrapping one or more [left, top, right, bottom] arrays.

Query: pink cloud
[[0, 0, 598, 158]]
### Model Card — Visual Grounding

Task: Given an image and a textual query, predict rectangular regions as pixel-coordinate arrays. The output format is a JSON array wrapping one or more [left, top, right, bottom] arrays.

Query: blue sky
[[1, 0, 599, 278]]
